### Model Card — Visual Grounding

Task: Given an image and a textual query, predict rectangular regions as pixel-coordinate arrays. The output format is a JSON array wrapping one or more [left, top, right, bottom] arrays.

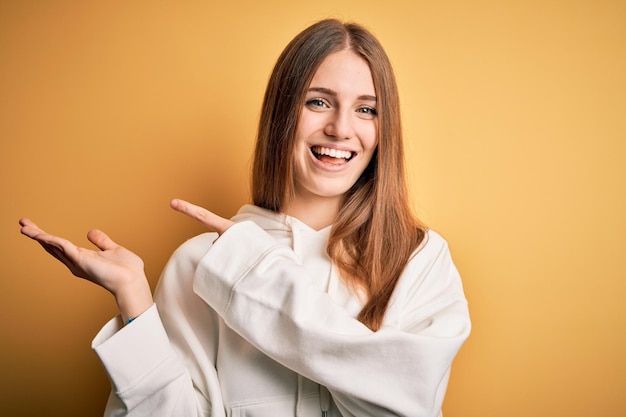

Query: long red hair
[[252, 19, 425, 331]]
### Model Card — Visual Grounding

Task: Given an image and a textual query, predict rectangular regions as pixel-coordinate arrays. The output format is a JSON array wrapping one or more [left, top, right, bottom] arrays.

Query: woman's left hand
[[170, 199, 235, 236]]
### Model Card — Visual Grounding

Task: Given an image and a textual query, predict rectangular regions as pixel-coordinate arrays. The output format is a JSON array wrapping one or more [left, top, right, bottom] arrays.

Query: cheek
[[362, 132, 378, 164], [295, 110, 319, 138], [356, 119, 378, 149], [364, 128, 378, 153]]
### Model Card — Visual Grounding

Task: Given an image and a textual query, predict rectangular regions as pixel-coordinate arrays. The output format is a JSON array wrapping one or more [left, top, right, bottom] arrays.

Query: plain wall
[[1, 1, 624, 416]]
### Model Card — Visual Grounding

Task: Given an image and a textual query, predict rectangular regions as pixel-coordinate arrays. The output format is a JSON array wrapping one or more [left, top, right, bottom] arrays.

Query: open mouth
[[311, 146, 355, 164]]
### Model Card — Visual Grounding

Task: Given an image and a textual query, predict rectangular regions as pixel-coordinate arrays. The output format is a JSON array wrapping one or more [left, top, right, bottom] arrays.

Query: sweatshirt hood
[[231, 204, 292, 232], [231, 204, 333, 235]]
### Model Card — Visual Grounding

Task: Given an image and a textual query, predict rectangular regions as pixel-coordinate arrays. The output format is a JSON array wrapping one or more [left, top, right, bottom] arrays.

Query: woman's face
[[291, 49, 378, 208]]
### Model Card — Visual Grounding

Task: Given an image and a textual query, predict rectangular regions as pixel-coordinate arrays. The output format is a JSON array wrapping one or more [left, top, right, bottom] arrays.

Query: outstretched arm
[[20, 200, 237, 416]]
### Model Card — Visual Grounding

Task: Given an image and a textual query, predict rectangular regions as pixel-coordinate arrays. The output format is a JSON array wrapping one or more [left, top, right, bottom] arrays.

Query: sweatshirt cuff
[[92, 304, 176, 394], [193, 220, 280, 317]]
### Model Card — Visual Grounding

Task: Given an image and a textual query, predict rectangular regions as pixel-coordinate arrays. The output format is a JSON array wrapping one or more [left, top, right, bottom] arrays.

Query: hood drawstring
[[295, 374, 304, 417], [320, 385, 330, 416]]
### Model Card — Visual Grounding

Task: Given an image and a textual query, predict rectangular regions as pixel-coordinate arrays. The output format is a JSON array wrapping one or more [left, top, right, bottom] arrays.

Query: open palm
[[19, 218, 145, 295]]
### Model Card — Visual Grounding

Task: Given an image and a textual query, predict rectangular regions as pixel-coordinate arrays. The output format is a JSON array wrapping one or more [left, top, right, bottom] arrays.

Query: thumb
[[87, 229, 118, 251]]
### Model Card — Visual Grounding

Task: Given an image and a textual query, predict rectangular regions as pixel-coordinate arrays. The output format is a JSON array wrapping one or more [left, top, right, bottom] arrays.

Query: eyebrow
[[308, 87, 377, 102]]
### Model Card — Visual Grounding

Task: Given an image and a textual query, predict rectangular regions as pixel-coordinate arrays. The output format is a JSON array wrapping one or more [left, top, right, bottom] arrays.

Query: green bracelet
[[126, 317, 136, 325]]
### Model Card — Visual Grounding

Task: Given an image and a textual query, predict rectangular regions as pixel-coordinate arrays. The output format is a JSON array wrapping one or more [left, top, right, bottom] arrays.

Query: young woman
[[20, 19, 470, 417]]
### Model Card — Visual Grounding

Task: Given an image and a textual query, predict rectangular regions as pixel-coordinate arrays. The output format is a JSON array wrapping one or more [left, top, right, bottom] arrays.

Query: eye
[[357, 106, 378, 118], [305, 98, 330, 109]]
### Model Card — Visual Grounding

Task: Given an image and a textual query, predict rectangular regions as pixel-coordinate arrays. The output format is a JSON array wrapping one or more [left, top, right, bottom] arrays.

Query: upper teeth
[[313, 146, 353, 160]]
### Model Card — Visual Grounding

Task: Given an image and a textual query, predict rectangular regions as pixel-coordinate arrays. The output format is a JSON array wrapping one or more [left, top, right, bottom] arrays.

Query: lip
[[308, 144, 358, 171], [310, 143, 357, 152]]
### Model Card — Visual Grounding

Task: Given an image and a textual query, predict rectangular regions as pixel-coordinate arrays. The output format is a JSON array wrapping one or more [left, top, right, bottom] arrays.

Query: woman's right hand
[[19, 218, 153, 322]]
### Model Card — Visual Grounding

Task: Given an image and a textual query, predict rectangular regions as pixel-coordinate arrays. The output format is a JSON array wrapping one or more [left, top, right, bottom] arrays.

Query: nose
[[324, 109, 355, 140]]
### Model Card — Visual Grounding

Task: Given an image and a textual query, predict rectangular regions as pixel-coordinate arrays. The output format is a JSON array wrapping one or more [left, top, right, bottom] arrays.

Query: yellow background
[[1, 1, 624, 416]]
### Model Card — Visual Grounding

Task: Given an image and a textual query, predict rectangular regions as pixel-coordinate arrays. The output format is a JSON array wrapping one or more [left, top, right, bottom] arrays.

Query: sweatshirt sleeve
[[92, 233, 221, 417], [92, 306, 204, 417], [192, 221, 471, 417]]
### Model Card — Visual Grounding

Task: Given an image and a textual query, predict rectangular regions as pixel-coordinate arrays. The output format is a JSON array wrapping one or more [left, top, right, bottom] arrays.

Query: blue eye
[[358, 106, 377, 117], [306, 98, 329, 108]]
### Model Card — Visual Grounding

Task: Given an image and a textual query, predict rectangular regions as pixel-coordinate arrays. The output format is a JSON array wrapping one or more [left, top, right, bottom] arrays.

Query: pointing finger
[[170, 199, 233, 235]]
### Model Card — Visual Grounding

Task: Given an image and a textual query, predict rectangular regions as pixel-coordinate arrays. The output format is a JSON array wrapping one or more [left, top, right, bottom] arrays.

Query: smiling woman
[[20, 19, 470, 417]]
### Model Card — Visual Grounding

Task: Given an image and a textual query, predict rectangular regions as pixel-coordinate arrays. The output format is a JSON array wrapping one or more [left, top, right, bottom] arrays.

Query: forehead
[[309, 49, 375, 96]]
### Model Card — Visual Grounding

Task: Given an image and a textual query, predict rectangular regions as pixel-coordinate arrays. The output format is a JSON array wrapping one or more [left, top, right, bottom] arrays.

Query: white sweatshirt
[[92, 205, 470, 417]]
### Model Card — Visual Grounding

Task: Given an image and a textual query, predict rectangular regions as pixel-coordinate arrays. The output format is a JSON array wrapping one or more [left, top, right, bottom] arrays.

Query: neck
[[283, 196, 341, 231]]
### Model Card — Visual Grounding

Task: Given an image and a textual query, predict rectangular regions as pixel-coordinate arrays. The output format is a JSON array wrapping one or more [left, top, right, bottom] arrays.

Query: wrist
[[113, 276, 153, 323]]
